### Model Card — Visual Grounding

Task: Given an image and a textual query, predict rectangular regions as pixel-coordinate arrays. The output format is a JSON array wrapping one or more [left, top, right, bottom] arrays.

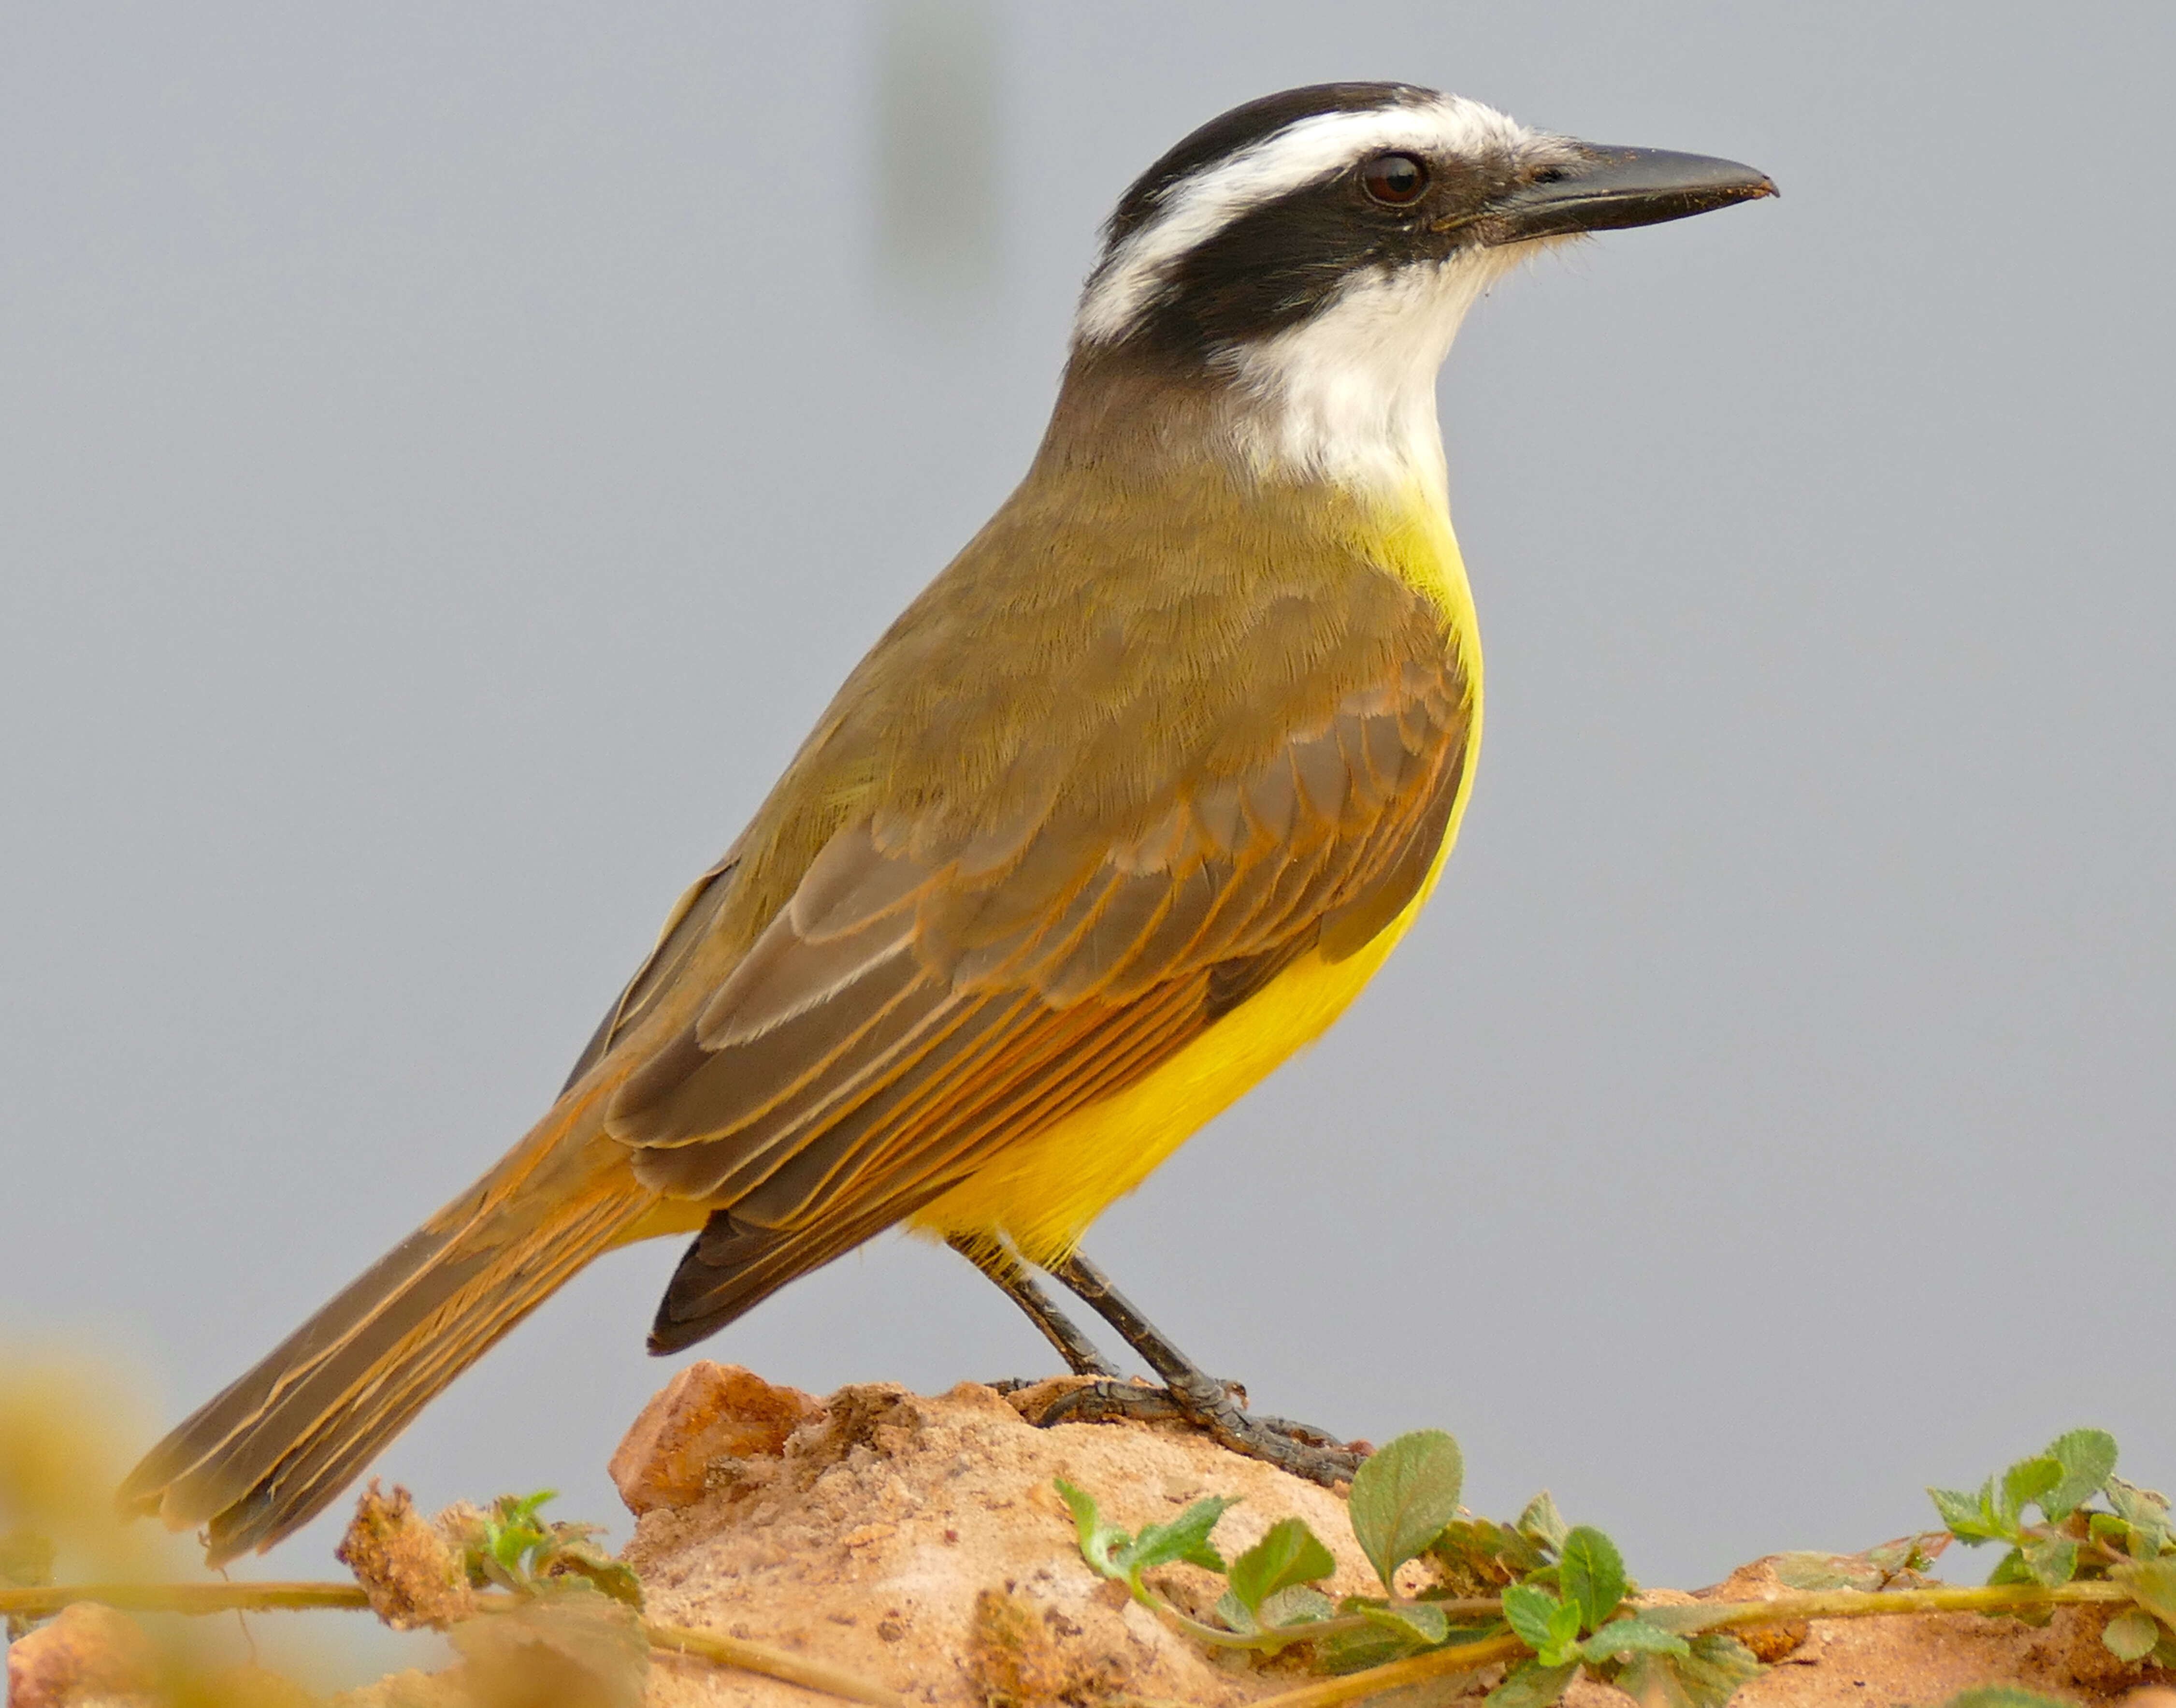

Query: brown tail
[[118, 1093, 653, 1564]]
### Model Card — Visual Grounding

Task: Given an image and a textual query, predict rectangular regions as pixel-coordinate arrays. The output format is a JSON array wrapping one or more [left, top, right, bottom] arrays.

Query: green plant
[[447, 1487, 645, 1607], [1058, 1424, 2176, 1707], [1058, 1430, 1482, 1665], [1927, 1428, 2176, 1665], [1058, 1427, 1759, 1705]]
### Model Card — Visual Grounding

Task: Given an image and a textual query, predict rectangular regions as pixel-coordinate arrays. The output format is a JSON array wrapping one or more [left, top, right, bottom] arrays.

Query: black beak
[[1459, 145, 1775, 246]]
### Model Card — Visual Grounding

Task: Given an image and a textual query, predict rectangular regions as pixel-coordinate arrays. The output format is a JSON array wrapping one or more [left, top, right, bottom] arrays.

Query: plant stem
[[1657, 1580, 2130, 1628], [0, 1583, 905, 1707], [0, 1582, 369, 1616], [1157, 1597, 1506, 1654], [1249, 1632, 1527, 1708], [646, 1620, 906, 1708], [1246, 1579, 2136, 1708]]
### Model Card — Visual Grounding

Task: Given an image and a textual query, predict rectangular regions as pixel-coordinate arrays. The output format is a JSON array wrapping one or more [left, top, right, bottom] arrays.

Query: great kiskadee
[[120, 83, 1771, 1562]]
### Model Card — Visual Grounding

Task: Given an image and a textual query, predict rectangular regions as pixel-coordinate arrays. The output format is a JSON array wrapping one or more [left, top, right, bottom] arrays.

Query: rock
[[4, 1601, 159, 1707], [1688, 1560, 1809, 1662], [622, 1376, 1376, 1706], [336, 1480, 476, 1631], [963, 1586, 1122, 1707], [606, 1362, 822, 1516]]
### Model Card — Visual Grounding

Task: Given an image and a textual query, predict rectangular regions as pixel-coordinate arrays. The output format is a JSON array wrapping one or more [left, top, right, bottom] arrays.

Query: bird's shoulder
[[820, 464, 1469, 848]]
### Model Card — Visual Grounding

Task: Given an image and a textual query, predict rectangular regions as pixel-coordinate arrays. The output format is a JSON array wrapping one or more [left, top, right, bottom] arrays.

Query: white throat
[[1218, 248, 1521, 496]]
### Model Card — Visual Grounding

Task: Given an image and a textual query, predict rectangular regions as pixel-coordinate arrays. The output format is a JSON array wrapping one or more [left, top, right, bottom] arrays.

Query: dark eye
[[1360, 151, 1429, 206]]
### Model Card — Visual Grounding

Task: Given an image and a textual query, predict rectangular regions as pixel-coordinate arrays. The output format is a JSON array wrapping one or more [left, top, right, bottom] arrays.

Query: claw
[[952, 1238, 1371, 1486], [1027, 1375, 1367, 1487]]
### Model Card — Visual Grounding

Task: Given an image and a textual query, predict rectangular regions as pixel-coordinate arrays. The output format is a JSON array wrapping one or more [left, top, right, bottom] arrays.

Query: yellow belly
[[911, 797, 1468, 1263]]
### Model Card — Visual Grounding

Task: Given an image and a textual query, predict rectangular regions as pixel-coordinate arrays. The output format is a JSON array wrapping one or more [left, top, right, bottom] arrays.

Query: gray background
[[4, 0, 2171, 1683]]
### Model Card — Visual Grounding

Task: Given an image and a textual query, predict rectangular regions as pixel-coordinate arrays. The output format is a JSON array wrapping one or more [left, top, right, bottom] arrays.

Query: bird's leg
[[945, 1233, 1121, 1379], [1038, 1248, 1367, 1488]]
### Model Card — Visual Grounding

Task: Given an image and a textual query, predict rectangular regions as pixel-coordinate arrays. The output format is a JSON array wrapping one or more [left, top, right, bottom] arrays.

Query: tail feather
[[119, 1115, 651, 1564], [648, 1184, 947, 1354], [118, 1225, 457, 1516]]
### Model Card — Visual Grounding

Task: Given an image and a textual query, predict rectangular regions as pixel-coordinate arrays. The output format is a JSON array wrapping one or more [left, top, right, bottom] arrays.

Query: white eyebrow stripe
[[1075, 94, 1533, 347]]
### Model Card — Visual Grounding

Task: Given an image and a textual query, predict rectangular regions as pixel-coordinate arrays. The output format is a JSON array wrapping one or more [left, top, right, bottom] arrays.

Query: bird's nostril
[[1531, 165, 1569, 185]]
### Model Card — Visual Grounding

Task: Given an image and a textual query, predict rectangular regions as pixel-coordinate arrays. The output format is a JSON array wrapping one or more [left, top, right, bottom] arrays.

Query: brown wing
[[560, 852, 741, 1095], [609, 658, 1471, 1351]]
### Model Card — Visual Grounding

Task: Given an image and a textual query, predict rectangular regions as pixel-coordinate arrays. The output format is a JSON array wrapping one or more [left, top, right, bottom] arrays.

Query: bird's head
[[1060, 82, 1773, 494]]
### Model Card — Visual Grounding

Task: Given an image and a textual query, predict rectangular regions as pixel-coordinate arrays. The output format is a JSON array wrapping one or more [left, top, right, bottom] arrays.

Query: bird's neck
[[1032, 351, 1475, 632]]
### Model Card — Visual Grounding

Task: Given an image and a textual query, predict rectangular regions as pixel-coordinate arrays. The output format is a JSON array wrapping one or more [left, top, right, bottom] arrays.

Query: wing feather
[[598, 621, 1472, 1349]]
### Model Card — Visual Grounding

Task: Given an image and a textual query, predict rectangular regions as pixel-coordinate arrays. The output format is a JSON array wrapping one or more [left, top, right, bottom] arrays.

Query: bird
[[119, 81, 1772, 1563]]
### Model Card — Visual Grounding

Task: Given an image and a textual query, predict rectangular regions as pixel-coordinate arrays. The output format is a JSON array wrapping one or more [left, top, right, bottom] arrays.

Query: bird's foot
[[1028, 1371, 1368, 1488]]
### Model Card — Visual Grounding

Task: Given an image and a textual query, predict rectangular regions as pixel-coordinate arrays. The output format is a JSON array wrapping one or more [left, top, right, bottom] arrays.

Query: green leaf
[[1999, 1458, 2063, 1527], [449, 1490, 646, 1606], [2042, 1430, 2118, 1520], [1119, 1493, 1237, 1577], [552, 1553, 646, 1609], [1770, 1550, 1870, 1592], [1981, 1547, 2055, 1624], [1212, 1589, 1256, 1636], [1558, 1525, 1628, 1634], [1774, 1532, 1947, 1592], [1485, 1659, 1580, 1708], [1581, 1616, 1694, 1662], [1258, 1584, 1339, 1630], [2103, 1610, 2162, 1663], [2108, 1478, 2172, 1556], [2113, 1556, 2176, 1627], [479, 1488, 562, 1577], [1494, 1586, 1585, 1665], [1431, 1515, 1552, 1593], [1502, 1582, 1565, 1651], [1636, 1604, 1739, 1637], [1544, 1598, 1585, 1665], [1498, 1588, 1584, 1665], [2019, 1534, 2078, 1588], [1612, 1632, 1765, 1708], [1360, 1600, 1452, 1647], [1867, 1533, 1946, 1579], [1227, 1515, 1338, 1614], [1931, 1483, 2005, 1544], [1518, 1491, 1570, 1552], [1321, 1622, 1427, 1675], [1348, 1429, 1465, 1592], [2108, 1477, 2171, 1524], [1054, 1477, 1129, 1581]]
